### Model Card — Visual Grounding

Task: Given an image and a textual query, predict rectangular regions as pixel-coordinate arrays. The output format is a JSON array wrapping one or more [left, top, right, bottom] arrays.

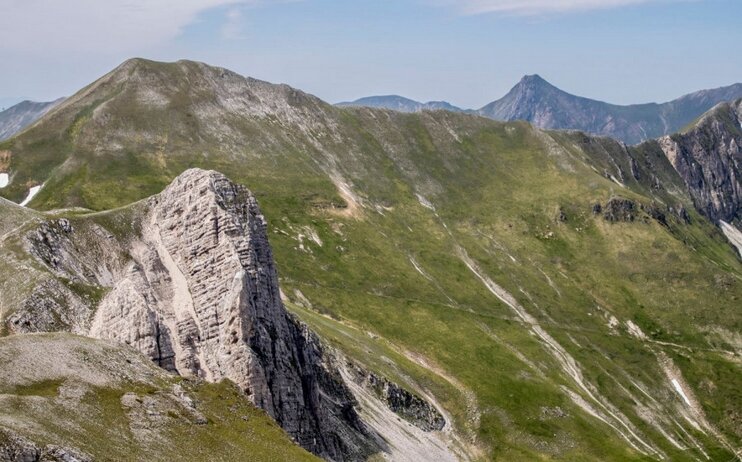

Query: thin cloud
[[446, 0, 690, 15], [0, 0, 258, 53], [221, 7, 246, 40]]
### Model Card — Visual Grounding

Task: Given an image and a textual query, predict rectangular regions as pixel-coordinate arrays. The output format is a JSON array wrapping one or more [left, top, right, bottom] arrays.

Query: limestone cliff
[[657, 100, 742, 226], [4, 169, 454, 461], [86, 169, 377, 460]]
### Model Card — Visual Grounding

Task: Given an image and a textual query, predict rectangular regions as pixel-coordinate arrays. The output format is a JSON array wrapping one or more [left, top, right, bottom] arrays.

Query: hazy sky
[[1, 0, 740, 108]]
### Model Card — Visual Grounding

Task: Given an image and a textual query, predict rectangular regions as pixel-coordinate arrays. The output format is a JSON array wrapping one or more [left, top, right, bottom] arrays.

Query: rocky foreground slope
[[0, 333, 320, 462]]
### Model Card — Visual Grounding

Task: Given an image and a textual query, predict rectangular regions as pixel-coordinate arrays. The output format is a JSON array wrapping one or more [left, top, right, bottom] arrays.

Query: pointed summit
[[479, 73, 742, 144], [508, 74, 561, 97], [477, 74, 569, 123], [518, 74, 549, 86]]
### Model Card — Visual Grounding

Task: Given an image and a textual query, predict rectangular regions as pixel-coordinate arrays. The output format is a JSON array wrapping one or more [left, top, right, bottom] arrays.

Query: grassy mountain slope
[[0, 58, 740, 461]]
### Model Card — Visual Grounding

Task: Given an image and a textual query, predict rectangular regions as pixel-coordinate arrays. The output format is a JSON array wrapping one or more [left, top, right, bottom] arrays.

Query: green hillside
[[0, 58, 740, 461]]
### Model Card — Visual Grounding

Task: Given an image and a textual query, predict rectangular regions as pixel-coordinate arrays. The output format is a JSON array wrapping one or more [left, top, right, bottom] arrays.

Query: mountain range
[[339, 74, 742, 144], [337, 95, 464, 113], [0, 58, 741, 461], [0, 98, 65, 141]]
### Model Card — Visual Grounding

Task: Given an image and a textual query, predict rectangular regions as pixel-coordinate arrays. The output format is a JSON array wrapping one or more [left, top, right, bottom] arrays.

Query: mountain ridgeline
[[337, 95, 465, 113], [656, 99, 742, 225], [339, 74, 742, 145], [0, 98, 65, 141], [1, 59, 741, 461]]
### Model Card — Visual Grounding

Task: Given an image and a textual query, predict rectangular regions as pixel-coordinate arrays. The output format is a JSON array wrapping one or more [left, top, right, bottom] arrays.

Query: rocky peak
[[478, 73, 582, 125], [505, 74, 561, 102], [8, 168, 454, 460], [88, 169, 377, 460], [658, 99, 742, 225], [516, 74, 551, 90]]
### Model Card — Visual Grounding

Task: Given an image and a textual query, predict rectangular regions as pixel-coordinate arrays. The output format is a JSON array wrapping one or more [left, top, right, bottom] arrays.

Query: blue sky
[[1, 0, 740, 109]]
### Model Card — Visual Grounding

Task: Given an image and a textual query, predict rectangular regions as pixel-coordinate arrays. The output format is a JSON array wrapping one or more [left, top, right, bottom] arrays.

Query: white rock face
[[88, 169, 376, 460], [12, 168, 449, 461], [0, 173, 8, 188]]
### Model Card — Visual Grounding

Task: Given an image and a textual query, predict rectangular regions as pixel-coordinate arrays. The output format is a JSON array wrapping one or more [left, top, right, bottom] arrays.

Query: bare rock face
[[658, 100, 742, 225], [86, 169, 375, 461], [11, 169, 450, 461], [344, 361, 445, 432]]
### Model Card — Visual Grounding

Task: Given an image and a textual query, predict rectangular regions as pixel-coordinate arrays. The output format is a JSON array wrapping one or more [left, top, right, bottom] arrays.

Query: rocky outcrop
[[598, 197, 690, 227], [9, 169, 457, 461], [0, 429, 91, 462], [657, 100, 742, 225], [6, 279, 93, 334], [602, 197, 637, 222], [344, 361, 445, 432], [81, 169, 377, 460]]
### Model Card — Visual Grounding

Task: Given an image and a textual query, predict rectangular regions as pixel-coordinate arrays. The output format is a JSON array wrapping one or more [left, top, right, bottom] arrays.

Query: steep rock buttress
[[658, 100, 742, 225], [89, 169, 376, 460]]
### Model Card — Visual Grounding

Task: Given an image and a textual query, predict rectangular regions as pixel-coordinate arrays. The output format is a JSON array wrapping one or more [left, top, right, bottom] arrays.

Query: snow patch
[[671, 379, 692, 407], [0, 173, 8, 188], [720, 221, 742, 257], [20, 184, 42, 207]]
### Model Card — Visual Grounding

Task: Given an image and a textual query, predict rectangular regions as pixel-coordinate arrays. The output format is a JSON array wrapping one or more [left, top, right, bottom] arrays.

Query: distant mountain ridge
[[338, 76, 742, 144], [0, 98, 65, 141], [479, 75, 742, 144], [336, 95, 464, 113]]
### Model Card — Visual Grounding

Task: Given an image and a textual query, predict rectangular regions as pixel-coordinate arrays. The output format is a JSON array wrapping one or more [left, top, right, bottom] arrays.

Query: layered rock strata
[[658, 100, 742, 225], [86, 169, 376, 460]]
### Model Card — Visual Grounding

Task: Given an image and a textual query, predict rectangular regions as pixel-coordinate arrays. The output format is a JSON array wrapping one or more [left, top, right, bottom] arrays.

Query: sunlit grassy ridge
[[0, 59, 740, 460]]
